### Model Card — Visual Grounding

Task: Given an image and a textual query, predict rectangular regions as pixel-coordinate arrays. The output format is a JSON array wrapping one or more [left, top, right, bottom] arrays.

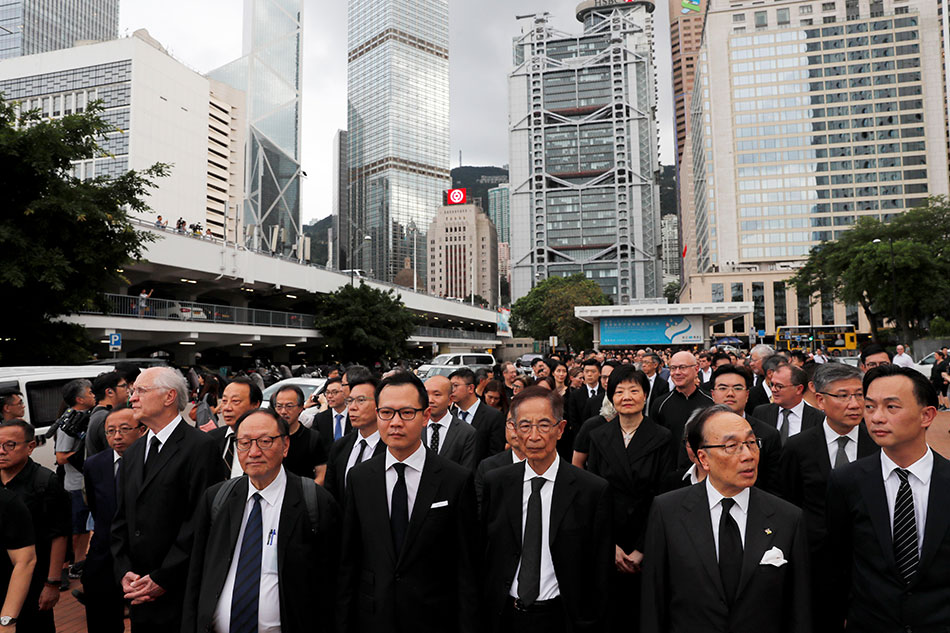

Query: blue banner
[[599, 316, 704, 346]]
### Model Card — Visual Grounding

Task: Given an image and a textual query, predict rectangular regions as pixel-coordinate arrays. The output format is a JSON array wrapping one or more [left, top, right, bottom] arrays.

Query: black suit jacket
[[582, 389, 607, 422], [207, 425, 237, 480], [111, 419, 222, 626], [323, 432, 386, 504], [337, 448, 479, 633], [481, 459, 612, 633], [182, 473, 341, 633], [641, 483, 811, 633], [474, 449, 517, 512], [424, 415, 477, 471], [587, 418, 672, 552], [568, 386, 600, 428], [753, 402, 824, 441], [464, 402, 506, 463], [748, 415, 783, 494], [825, 452, 950, 632], [646, 375, 669, 412], [83, 449, 118, 580], [746, 379, 770, 415], [314, 408, 352, 457]]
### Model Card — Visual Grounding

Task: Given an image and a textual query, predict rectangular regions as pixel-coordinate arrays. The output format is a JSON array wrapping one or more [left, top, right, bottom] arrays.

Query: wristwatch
[[0, 615, 17, 626]]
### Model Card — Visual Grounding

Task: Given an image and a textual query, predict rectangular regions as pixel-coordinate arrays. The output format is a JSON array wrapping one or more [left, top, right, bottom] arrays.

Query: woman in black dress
[[586, 364, 672, 633]]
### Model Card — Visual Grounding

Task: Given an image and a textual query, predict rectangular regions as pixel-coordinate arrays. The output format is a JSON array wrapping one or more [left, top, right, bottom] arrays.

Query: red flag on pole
[[682, 244, 687, 258]]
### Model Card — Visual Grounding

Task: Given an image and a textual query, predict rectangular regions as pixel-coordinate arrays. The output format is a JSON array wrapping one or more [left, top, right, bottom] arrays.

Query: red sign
[[447, 188, 467, 205]]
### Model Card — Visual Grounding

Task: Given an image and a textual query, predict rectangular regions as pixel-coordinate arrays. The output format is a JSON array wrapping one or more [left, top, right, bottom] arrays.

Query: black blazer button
[[134, 530, 141, 537]]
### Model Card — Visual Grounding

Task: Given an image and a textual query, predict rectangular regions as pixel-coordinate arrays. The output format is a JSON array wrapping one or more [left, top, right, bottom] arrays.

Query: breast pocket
[[262, 530, 279, 577]]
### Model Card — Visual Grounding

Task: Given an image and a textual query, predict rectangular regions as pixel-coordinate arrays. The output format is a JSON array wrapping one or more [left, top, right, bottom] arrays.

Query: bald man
[[650, 351, 714, 467], [424, 376, 477, 471]]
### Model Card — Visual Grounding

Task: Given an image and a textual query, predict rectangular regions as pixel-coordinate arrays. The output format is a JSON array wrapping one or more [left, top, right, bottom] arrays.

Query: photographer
[[54, 379, 94, 583]]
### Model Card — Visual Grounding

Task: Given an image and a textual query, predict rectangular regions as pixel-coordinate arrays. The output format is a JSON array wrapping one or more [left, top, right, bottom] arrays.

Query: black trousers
[[83, 568, 125, 633], [501, 598, 567, 633]]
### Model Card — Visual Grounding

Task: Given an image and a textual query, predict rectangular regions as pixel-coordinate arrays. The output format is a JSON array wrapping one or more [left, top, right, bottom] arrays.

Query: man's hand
[[124, 574, 166, 605], [38, 585, 59, 611], [120, 571, 140, 595]]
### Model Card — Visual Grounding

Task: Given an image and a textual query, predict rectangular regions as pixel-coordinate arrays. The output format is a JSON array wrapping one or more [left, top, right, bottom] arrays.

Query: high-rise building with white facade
[[487, 183, 510, 244], [0, 30, 246, 239], [427, 203, 498, 305], [345, 0, 450, 285], [209, 0, 303, 257], [661, 214, 681, 284], [331, 129, 348, 269], [509, 1, 662, 305], [684, 0, 949, 337], [0, 0, 118, 59]]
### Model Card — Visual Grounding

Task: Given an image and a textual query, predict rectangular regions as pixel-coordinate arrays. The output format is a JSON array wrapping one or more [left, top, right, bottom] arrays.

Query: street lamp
[[872, 237, 900, 344], [350, 235, 372, 286]]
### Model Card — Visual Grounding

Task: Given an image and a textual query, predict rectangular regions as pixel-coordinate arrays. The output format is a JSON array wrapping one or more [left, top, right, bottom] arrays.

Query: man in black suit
[[309, 377, 351, 455], [450, 367, 506, 461], [565, 360, 601, 457], [482, 386, 612, 633], [182, 408, 340, 633], [323, 375, 386, 504], [337, 372, 479, 633], [112, 367, 223, 633], [641, 405, 811, 633], [424, 376, 477, 471], [641, 353, 669, 412], [208, 377, 262, 480], [753, 365, 824, 445], [82, 408, 144, 633], [825, 365, 950, 632], [777, 362, 878, 632], [581, 361, 618, 422], [745, 345, 780, 415], [475, 418, 526, 512], [273, 385, 328, 481]]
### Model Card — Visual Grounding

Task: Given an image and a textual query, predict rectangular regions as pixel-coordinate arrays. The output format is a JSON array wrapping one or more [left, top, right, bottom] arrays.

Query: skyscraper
[[487, 184, 511, 243], [345, 0, 450, 284], [0, 0, 118, 59], [209, 0, 303, 257], [508, 1, 662, 305]]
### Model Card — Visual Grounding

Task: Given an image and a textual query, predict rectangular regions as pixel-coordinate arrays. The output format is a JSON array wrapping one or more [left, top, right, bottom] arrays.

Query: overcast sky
[[120, 1, 675, 224]]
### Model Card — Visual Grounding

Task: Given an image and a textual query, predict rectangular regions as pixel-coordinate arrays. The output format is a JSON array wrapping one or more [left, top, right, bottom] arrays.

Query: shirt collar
[[705, 477, 751, 514], [148, 415, 182, 446], [683, 463, 701, 484], [113, 450, 122, 463], [525, 455, 560, 483], [460, 399, 480, 418], [512, 451, 525, 464], [385, 441, 427, 474], [822, 420, 860, 446], [429, 411, 451, 426], [881, 447, 934, 486], [225, 425, 235, 437], [356, 429, 380, 447], [248, 465, 287, 508]]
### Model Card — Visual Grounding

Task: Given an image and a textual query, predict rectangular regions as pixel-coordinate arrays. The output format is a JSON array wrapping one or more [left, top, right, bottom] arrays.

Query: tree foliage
[[511, 274, 611, 351], [0, 99, 168, 363], [790, 198, 950, 344], [313, 282, 418, 366], [664, 281, 681, 305]]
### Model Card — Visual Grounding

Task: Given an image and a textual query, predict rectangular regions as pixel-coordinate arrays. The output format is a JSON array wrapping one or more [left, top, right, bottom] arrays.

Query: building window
[[846, 303, 860, 329], [753, 282, 766, 331], [773, 281, 787, 327], [732, 283, 745, 332], [821, 292, 835, 324], [822, 2, 835, 9], [712, 283, 724, 303], [798, 292, 812, 326], [754, 11, 767, 27], [733, 13, 746, 21], [777, 8, 790, 24], [800, 4, 813, 13]]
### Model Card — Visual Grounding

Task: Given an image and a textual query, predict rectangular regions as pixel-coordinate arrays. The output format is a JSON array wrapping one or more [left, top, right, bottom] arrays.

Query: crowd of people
[[0, 340, 946, 632]]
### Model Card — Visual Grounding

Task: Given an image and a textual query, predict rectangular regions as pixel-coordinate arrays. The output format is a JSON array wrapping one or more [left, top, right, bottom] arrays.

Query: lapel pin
[[765, 528, 772, 535]]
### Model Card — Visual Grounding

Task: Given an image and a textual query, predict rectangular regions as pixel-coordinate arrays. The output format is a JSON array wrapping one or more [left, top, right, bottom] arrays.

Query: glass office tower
[[0, 0, 118, 59], [345, 0, 450, 284], [209, 0, 303, 256]]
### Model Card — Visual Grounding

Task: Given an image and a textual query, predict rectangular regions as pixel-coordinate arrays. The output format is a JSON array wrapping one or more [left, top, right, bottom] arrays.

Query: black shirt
[[283, 424, 328, 478], [0, 459, 70, 594], [649, 387, 715, 468], [572, 415, 610, 455], [0, 488, 34, 605]]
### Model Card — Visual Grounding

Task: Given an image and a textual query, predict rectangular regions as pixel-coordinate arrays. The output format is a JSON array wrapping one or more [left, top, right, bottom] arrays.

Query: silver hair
[[750, 344, 775, 359], [141, 367, 189, 412], [812, 362, 864, 393]]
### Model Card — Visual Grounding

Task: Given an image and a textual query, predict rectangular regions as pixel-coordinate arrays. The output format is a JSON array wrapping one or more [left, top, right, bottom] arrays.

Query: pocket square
[[431, 500, 448, 509], [759, 546, 787, 567]]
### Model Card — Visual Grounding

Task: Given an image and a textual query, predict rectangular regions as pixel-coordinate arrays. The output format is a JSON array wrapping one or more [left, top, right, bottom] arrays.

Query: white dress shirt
[[213, 467, 287, 633], [822, 421, 859, 466], [511, 451, 525, 464], [345, 430, 381, 484], [509, 457, 561, 601], [426, 412, 452, 454], [881, 448, 933, 558], [700, 368, 713, 384], [457, 399, 480, 423], [143, 415, 182, 465], [682, 464, 703, 485], [778, 399, 806, 438], [706, 479, 750, 559], [385, 443, 426, 517], [892, 353, 915, 368], [762, 381, 773, 401]]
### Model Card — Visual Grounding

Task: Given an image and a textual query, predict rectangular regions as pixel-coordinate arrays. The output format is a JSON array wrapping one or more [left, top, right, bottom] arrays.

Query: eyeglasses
[[376, 407, 425, 421], [273, 403, 300, 411], [769, 383, 795, 391], [345, 396, 374, 406], [0, 440, 28, 452], [819, 391, 865, 402], [129, 386, 161, 397], [325, 389, 344, 397], [516, 421, 559, 434], [713, 385, 748, 393], [864, 361, 891, 369], [104, 426, 143, 436], [116, 382, 129, 390], [669, 364, 698, 373], [235, 435, 286, 451], [700, 438, 763, 455]]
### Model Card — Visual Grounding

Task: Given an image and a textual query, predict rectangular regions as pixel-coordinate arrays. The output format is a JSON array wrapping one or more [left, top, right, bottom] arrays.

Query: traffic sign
[[109, 333, 122, 352]]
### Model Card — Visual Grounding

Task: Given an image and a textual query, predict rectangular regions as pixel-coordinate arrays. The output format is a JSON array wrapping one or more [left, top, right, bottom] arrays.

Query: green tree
[[511, 274, 611, 351], [664, 281, 681, 304], [790, 198, 950, 345], [313, 282, 418, 366], [0, 99, 168, 363]]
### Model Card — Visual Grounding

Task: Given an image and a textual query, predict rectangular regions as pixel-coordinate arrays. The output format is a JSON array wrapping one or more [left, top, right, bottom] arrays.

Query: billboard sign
[[497, 308, 512, 338], [600, 316, 704, 346], [447, 188, 467, 205]]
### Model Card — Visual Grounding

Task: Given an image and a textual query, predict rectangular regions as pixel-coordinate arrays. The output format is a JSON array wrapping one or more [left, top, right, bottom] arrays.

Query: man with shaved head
[[650, 351, 714, 467], [424, 376, 476, 470]]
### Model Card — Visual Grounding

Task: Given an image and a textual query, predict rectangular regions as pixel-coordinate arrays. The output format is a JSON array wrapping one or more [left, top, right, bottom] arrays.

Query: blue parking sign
[[109, 333, 122, 351]]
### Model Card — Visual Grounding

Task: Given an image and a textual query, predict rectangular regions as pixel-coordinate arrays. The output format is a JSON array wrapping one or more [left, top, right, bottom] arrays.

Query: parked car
[[912, 352, 938, 378], [261, 377, 327, 408], [153, 301, 207, 320], [430, 353, 496, 372]]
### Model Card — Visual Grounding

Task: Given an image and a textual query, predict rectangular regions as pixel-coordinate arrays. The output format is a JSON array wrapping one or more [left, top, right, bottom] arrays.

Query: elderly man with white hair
[[111, 367, 222, 633]]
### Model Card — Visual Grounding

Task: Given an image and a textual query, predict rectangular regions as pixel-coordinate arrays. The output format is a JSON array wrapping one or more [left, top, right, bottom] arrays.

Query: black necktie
[[719, 497, 743, 605], [518, 477, 546, 606], [430, 424, 441, 453], [230, 493, 262, 633], [391, 464, 409, 557], [144, 437, 161, 476], [779, 409, 792, 445], [893, 469, 919, 583], [354, 439, 368, 465], [114, 457, 122, 489], [224, 434, 236, 471], [458, 410, 468, 423]]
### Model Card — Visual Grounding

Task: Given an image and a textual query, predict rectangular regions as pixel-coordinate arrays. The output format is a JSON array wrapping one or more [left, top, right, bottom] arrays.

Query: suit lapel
[[814, 427, 832, 479], [277, 474, 302, 572], [601, 424, 636, 488], [918, 454, 950, 579], [681, 483, 726, 600], [549, 459, 577, 547], [857, 457, 898, 573], [438, 418, 461, 456], [398, 451, 441, 566], [736, 489, 776, 599], [506, 462, 527, 545], [139, 422, 185, 494], [856, 424, 878, 458]]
